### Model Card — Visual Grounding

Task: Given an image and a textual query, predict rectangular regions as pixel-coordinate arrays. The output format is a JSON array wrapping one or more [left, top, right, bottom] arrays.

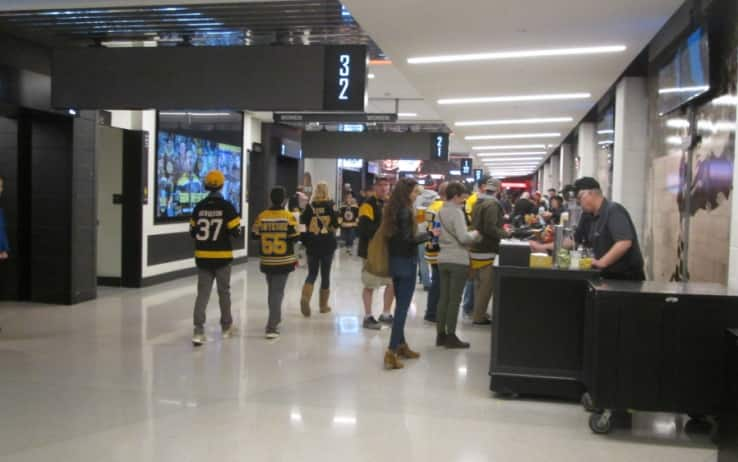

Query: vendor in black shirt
[[574, 177, 644, 280], [530, 177, 644, 281]]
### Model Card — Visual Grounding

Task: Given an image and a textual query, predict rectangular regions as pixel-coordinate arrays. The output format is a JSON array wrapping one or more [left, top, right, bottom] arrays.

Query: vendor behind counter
[[531, 177, 644, 281]]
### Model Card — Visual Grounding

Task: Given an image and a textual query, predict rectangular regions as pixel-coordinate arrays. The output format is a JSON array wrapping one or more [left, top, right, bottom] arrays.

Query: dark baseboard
[[98, 277, 122, 287], [140, 256, 248, 288]]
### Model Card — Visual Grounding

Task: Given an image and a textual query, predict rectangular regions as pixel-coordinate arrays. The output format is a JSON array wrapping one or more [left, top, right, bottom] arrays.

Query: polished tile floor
[[0, 253, 718, 461]]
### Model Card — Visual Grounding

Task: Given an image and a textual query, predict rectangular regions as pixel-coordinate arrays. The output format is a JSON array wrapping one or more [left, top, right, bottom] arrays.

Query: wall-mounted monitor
[[431, 133, 449, 161], [277, 138, 303, 160], [460, 158, 472, 176], [474, 168, 483, 182], [657, 27, 711, 116], [155, 111, 243, 223]]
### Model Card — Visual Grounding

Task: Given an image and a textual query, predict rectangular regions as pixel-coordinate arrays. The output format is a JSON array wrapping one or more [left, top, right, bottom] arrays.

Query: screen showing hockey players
[[156, 130, 242, 220]]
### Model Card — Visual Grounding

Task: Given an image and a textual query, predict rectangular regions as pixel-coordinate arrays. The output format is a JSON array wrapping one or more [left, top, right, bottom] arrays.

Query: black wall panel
[[0, 117, 19, 300], [147, 229, 245, 267]]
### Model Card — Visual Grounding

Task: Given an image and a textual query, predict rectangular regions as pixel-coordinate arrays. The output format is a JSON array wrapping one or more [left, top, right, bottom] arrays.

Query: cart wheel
[[581, 392, 596, 413], [589, 411, 613, 434]]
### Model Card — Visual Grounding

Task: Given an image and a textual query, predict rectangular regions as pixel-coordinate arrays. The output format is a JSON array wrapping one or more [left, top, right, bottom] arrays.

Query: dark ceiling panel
[[0, 1, 386, 59]]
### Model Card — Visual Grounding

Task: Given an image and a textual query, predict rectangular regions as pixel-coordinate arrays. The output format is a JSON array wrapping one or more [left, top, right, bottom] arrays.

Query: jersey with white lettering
[[190, 193, 241, 269]]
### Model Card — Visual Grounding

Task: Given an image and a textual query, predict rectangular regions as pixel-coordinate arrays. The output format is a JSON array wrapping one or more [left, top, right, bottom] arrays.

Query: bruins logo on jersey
[[343, 210, 355, 222]]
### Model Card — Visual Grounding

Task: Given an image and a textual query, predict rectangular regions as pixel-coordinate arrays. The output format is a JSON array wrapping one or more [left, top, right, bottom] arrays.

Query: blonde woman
[[299, 181, 339, 316]]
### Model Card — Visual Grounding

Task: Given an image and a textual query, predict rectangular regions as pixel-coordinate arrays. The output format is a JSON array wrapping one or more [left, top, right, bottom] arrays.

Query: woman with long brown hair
[[383, 178, 440, 370]]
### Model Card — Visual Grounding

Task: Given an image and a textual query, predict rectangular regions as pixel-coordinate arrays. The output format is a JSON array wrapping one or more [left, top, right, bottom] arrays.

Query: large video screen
[[156, 130, 242, 221], [658, 27, 710, 115]]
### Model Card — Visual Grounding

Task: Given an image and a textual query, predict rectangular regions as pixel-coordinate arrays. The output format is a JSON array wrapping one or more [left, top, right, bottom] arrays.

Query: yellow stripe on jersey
[[227, 217, 241, 230], [196, 250, 234, 259], [358, 203, 374, 221]]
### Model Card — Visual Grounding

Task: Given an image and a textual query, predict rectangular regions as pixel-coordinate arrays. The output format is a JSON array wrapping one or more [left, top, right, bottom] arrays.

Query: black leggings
[[305, 254, 334, 289]]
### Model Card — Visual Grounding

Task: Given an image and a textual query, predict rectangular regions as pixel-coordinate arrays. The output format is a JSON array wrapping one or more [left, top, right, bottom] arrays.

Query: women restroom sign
[[323, 45, 368, 112]]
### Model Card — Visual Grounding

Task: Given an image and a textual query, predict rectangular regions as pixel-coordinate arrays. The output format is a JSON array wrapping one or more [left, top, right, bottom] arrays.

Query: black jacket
[[357, 196, 384, 258], [300, 200, 339, 256], [388, 207, 429, 258]]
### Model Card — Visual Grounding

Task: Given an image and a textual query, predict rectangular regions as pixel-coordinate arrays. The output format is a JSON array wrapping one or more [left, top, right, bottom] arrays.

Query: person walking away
[[252, 186, 300, 339], [299, 181, 339, 317], [436, 182, 481, 349], [339, 192, 359, 255], [190, 170, 242, 346], [470, 177, 509, 325], [383, 178, 439, 370], [358, 177, 395, 330], [423, 182, 447, 322]]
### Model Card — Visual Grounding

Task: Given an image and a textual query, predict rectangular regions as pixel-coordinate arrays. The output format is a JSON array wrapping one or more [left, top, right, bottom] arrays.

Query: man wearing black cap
[[572, 177, 644, 280]]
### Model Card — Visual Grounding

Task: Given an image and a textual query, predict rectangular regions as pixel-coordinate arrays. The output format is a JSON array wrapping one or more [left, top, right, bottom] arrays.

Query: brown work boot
[[300, 283, 313, 317], [397, 343, 420, 359], [445, 333, 470, 349], [436, 332, 447, 347], [319, 288, 332, 314], [384, 350, 404, 370]]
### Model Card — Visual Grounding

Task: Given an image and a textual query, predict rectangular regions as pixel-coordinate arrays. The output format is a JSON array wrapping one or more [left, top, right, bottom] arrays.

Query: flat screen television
[[657, 27, 711, 116], [156, 130, 242, 221], [277, 138, 302, 160]]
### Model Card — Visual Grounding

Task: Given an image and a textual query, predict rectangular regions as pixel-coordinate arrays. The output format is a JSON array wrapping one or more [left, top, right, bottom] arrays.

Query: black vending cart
[[583, 281, 738, 434]]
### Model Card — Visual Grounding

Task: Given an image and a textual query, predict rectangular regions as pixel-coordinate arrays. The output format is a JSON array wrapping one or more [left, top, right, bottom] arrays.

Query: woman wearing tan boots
[[299, 182, 339, 317]]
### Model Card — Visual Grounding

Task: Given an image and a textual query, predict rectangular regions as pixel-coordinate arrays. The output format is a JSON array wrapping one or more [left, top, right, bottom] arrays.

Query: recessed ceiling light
[[398, 113, 417, 117], [465, 133, 560, 141], [439, 93, 591, 105], [597, 129, 614, 135], [597, 140, 614, 145], [408, 45, 627, 64], [472, 144, 547, 150], [481, 158, 545, 163], [368, 73, 376, 79], [476, 152, 546, 157], [658, 85, 710, 95], [455, 117, 573, 127]]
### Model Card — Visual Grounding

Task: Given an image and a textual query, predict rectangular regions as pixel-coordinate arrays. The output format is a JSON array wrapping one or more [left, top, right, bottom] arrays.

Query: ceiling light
[[597, 140, 614, 145], [666, 136, 683, 146], [666, 118, 690, 129], [368, 73, 376, 79], [476, 152, 547, 157], [472, 144, 546, 150], [439, 93, 591, 105], [465, 133, 560, 141], [369, 60, 392, 65], [658, 85, 710, 95], [455, 117, 573, 127], [481, 157, 544, 162], [712, 95, 738, 106], [398, 113, 417, 117], [408, 45, 626, 64], [597, 129, 614, 135], [159, 112, 233, 117]]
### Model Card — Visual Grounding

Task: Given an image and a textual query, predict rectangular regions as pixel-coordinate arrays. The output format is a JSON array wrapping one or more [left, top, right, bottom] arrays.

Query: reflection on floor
[[0, 253, 718, 461]]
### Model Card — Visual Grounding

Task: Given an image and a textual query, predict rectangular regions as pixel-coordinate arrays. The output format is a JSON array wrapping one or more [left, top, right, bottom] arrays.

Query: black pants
[[305, 253, 334, 289]]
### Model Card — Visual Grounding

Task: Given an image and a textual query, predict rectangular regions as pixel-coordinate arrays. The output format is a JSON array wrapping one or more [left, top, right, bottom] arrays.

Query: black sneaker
[[378, 313, 394, 324], [362, 316, 381, 330]]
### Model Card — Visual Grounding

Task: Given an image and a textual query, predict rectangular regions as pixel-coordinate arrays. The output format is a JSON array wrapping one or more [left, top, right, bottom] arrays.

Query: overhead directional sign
[[274, 113, 397, 124], [322, 45, 368, 112]]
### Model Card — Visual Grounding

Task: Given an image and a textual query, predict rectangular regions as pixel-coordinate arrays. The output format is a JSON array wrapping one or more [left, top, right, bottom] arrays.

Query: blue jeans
[[462, 279, 474, 315], [342, 228, 355, 248], [389, 255, 417, 350], [425, 264, 440, 320], [417, 244, 431, 288]]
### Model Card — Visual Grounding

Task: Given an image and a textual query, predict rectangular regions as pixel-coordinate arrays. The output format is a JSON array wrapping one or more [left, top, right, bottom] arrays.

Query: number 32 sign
[[323, 45, 367, 111]]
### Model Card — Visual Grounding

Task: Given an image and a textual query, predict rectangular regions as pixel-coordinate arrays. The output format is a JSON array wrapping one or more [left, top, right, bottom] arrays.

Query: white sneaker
[[265, 328, 280, 340], [192, 333, 207, 346], [222, 326, 238, 339]]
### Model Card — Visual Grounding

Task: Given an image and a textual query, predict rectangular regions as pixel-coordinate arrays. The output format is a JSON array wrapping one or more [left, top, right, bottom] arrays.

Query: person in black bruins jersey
[[252, 186, 300, 339], [189, 170, 241, 346], [339, 192, 359, 255], [299, 181, 339, 317]]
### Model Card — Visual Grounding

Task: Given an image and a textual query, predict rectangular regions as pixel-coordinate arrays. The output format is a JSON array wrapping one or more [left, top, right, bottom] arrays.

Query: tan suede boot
[[319, 288, 332, 314], [300, 283, 313, 317], [384, 350, 404, 370], [397, 343, 420, 359]]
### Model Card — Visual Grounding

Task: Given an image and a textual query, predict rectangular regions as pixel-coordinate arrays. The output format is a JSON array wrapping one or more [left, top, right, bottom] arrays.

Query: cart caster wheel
[[581, 392, 596, 413], [589, 411, 613, 434]]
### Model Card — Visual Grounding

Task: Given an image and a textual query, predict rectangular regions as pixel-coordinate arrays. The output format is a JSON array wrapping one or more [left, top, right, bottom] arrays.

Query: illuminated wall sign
[[323, 45, 367, 111], [502, 182, 529, 189], [431, 133, 449, 161], [339, 124, 365, 132], [474, 169, 483, 182], [338, 158, 364, 170], [460, 158, 472, 176], [274, 113, 396, 124]]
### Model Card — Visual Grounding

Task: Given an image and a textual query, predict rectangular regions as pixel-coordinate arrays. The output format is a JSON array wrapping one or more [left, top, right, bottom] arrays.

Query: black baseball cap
[[573, 177, 601, 194]]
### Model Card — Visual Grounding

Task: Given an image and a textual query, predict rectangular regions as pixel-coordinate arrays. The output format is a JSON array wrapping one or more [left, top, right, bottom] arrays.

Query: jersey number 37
[[195, 218, 223, 241]]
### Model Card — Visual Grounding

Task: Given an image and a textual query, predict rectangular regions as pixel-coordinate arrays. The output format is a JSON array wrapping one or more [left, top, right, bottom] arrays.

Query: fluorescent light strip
[[482, 159, 544, 163], [476, 151, 547, 157], [455, 117, 573, 127], [159, 112, 233, 117], [368, 73, 375, 79], [398, 113, 417, 117], [408, 45, 626, 64], [712, 95, 738, 106], [658, 85, 710, 95], [465, 133, 560, 141], [472, 144, 546, 150], [439, 93, 590, 105], [597, 129, 614, 135], [597, 140, 614, 145], [666, 118, 690, 129]]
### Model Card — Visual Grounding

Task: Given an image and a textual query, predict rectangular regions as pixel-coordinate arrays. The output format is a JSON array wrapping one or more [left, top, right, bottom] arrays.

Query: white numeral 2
[[338, 54, 350, 100]]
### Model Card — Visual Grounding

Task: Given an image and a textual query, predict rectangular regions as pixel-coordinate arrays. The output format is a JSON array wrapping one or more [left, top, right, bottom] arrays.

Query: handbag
[[365, 219, 390, 278]]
